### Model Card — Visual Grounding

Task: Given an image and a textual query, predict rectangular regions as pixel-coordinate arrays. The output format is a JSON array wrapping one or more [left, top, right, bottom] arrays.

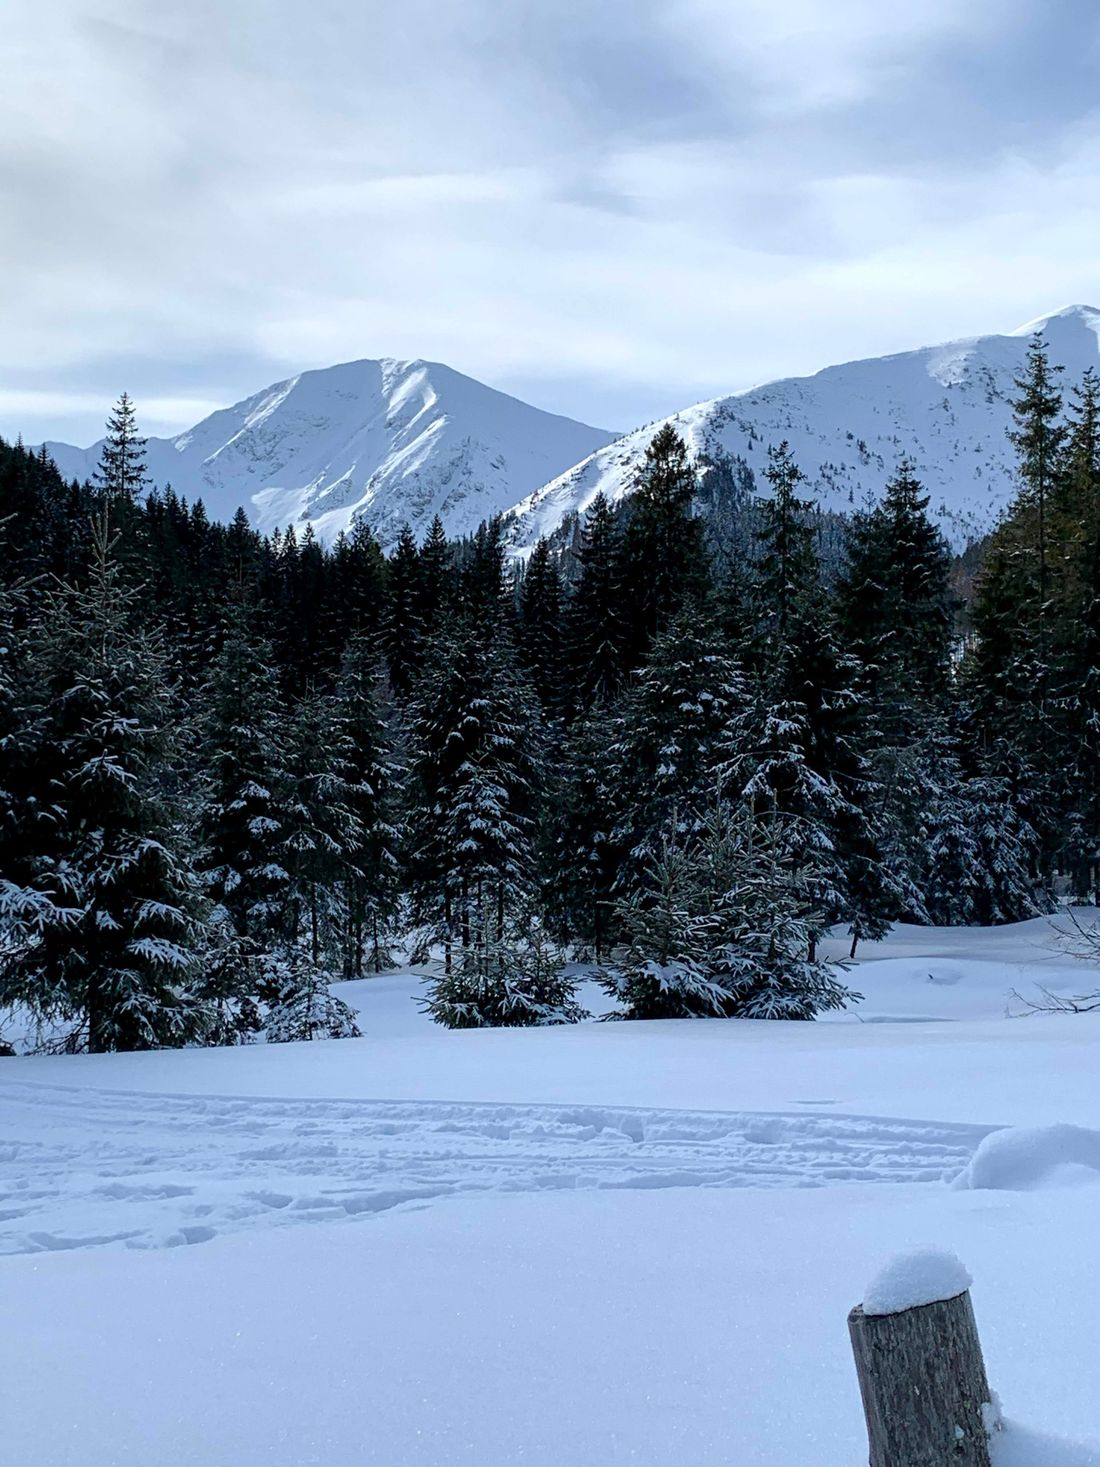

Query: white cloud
[[1, 0, 1098, 446]]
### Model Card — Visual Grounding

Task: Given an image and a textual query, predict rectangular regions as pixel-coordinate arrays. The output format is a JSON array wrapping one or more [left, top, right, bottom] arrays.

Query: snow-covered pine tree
[[701, 806, 854, 1019], [408, 622, 581, 1026], [923, 775, 1040, 927], [263, 950, 360, 1042], [1009, 333, 1066, 674], [2, 513, 205, 1051], [966, 337, 1068, 886], [599, 805, 852, 1020], [332, 636, 401, 976], [751, 440, 818, 661], [620, 425, 709, 669], [94, 392, 150, 503], [416, 515, 454, 642], [836, 460, 955, 731], [462, 516, 514, 631], [518, 537, 564, 716], [421, 912, 583, 1028], [609, 606, 749, 898], [279, 687, 361, 965], [597, 830, 716, 1019], [0, 569, 72, 1025], [196, 600, 289, 944], [744, 446, 897, 955], [383, 525, 424, 701], [563, 491, 627, 714], [1050, 370, 1100, 895], [834, 462, 957, 922], [542, 706, 621, 959]]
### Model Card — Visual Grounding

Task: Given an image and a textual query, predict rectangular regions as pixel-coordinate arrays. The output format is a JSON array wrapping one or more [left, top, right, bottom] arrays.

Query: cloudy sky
[[3, 0, 1100, 445]]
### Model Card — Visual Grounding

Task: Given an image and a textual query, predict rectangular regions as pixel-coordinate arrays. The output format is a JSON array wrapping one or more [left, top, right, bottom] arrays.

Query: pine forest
[[2, 339, 1098, 1051]]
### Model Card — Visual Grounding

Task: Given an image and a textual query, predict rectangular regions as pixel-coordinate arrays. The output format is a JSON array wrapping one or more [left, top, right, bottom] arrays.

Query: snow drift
[[954, 1124, 1100, 1192]]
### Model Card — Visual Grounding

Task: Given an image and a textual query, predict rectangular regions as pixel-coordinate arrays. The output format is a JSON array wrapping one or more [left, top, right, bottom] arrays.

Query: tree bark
[[849, 1289, 994, 1467]]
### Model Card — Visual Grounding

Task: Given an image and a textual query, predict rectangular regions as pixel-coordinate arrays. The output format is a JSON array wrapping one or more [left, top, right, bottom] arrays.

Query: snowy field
[[4, 917, 1100, 1465]]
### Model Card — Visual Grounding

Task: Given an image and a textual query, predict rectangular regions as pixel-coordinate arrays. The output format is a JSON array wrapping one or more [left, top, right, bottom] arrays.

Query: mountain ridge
[[37, 305, 1100, 553], [41, 357, 617, 550], [505, 304, 1100, 552]]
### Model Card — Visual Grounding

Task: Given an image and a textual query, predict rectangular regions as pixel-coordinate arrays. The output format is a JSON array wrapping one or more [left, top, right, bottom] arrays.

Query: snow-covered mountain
[[506, 305, 1100, 551], [43, 359, 616, 548]]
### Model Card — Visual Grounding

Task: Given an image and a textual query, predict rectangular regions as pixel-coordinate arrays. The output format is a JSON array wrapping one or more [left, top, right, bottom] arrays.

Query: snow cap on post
[[863, 1247, 973, 1317]]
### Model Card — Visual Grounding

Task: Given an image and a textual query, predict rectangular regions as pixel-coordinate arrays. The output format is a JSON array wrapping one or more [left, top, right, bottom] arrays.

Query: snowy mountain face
[[506, 306, 1100, 552], [43, 359, 616, 549]]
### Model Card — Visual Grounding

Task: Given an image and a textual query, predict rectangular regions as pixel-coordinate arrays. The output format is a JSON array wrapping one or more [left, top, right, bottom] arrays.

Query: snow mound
[[863, 1247, 972, 1316], [954, 1124, 1100, 1192]]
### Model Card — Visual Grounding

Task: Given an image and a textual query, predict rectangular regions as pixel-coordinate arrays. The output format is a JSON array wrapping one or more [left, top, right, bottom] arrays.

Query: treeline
[[1, 340, 1098, 1051]]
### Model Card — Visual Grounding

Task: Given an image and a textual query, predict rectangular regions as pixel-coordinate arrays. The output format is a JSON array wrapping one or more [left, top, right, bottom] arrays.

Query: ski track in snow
[[0, 1083, 991, 1257]]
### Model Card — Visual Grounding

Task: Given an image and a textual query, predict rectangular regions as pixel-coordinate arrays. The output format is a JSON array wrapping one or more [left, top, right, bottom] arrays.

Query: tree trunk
[[848, 1289, 994, 1467]]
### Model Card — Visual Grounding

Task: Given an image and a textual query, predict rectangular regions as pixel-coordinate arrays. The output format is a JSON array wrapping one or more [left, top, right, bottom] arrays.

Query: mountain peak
[[1009, 303, 1100, 337], [506, 306, 1100, 553], [41, 360, 616, 549]]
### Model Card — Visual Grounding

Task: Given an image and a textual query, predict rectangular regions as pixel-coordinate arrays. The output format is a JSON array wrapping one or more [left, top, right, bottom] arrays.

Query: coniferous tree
[[1009, 333, 1066, 674], [836, 463, 956, 912], [543, 706, 620, 959], [409, 623, 580, 1025], [620, 425, 708, 668], [965, 338, 1068, 887], [196, 602, 289, 943], [518, 538, 564, 715], [462, 516, 514, 632], [417, 515, 453, 642], [610, 608, 749, 899], [1, 515, 204, 1051], [279, 688, 360, 964], [599, 805, 852, 1020], [1051, 371, 1100, 892], [383, 525, 423, 701], [836, 462, 954, 726], [332, 636, 401, 975], [95, 392, 150, 503], [564, 492, 627, 713], [263, 950, 360, 1041], [744, 444, 895, 954]]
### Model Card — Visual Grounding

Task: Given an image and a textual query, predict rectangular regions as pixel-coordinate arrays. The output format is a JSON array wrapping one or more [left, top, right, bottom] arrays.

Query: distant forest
[[1, 334, 1098, 1051]]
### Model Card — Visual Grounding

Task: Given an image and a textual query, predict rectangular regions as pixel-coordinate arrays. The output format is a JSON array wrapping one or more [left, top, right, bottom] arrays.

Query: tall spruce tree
[[543, 706, 620, 958], [196, 601, 289, 943], [835, 463, 956, 914], [518, 538, 564, 716], [620, 425, 708, 668], [279, 688, 360, 965], [1, 514, 204, 1051], [836, 461, 954, 727], [564, 492, 627, 713], [95, 392, 150, 503], [408, 623, 579, 1026], [383, 526, 423, 702], [965, 338, 1068, 887], [332, 636, 401, 976], [744, 445, 895, 954], [610, 608, 749, 899]]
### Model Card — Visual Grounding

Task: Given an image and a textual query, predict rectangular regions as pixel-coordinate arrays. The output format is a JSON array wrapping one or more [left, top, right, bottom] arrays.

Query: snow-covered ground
[[4, 916, 1100, 1465]]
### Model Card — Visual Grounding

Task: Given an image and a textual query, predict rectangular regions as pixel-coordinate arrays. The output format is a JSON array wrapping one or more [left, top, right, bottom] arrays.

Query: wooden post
[[848, 1287, 994, 1467]]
